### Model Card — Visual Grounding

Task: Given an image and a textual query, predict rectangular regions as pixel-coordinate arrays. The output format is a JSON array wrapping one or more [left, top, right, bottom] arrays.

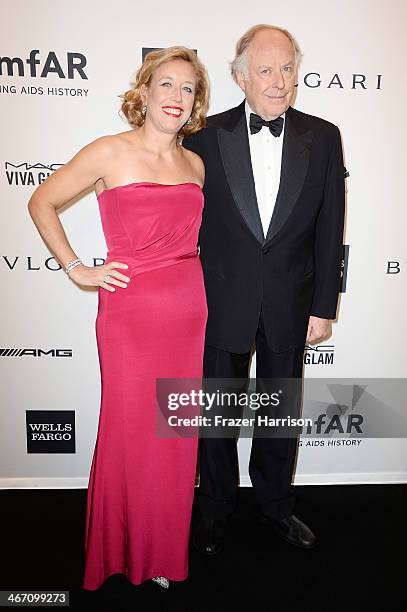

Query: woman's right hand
[[68, 261, 131, 292]]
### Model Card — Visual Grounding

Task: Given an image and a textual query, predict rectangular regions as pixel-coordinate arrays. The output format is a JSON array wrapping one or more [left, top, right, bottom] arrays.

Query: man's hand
[[306, 316, 331, 344]]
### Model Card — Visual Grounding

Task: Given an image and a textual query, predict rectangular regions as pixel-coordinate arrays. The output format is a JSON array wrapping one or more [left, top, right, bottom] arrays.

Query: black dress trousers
[[197, 307, 305, 520]]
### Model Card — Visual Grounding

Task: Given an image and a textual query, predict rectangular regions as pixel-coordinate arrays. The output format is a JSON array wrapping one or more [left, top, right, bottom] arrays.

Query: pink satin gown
[[81, 182, 207, 590]]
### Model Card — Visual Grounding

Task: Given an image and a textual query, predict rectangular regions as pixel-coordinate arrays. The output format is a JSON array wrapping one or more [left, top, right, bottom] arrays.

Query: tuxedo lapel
[[265, 106, 313, 244], [217, 102, 264, 243]]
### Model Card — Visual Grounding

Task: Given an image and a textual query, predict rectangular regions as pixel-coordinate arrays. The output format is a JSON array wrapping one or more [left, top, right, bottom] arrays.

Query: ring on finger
[[104, 273, 111, 283]]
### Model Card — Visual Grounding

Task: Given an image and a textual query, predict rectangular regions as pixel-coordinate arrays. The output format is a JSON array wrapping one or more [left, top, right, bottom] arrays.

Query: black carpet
[[1, 485, 406, 611]]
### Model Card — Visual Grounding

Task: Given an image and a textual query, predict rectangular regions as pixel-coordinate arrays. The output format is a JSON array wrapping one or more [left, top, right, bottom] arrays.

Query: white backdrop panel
[[0, 0, 406, 487]]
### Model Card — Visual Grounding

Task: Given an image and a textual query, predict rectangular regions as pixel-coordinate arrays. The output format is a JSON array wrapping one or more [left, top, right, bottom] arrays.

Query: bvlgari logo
[[26, 410, 76, 453], [303, 72, 383, 89], [1, 256, 106, 272], [5, 162, 64, 186], [304, 345, 335, 365], [386, 261, 405, 274]]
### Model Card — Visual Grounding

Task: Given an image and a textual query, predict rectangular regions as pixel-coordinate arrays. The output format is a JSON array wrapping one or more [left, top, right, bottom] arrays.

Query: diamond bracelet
[[65, 258, 83, 275]]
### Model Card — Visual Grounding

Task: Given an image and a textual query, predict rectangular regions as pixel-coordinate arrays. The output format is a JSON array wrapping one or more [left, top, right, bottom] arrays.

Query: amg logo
[[0, 348, 73, 357], [0, 50, 87, 79], [304, 345, 334, 365], [5, 162, 64, 186]]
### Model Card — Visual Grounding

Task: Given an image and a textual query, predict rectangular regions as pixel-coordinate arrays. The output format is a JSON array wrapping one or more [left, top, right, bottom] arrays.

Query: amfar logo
[[5, 162, 64, 186], [302, 73, 382, 89], [2, 256, 106, 272], [0, 50, 87, 79], [26, 410, 75, 453], [0, 348, 72, 357], [340, 245, 349, 292], [304, 345, 335, 365], [386, 261, 405, 274]]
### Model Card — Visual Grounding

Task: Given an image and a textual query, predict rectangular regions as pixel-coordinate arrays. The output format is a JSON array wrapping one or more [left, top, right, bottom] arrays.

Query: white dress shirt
[[245, 100, 285, 238]]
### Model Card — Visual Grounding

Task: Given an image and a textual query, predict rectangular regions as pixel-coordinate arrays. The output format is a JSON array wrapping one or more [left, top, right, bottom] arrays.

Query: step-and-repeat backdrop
[[1, 0, 406, 488]]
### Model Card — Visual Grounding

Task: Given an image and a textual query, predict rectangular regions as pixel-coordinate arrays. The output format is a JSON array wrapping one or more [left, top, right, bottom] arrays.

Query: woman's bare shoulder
[[181, 146, 205, 184], [88, 131, 133, 154]]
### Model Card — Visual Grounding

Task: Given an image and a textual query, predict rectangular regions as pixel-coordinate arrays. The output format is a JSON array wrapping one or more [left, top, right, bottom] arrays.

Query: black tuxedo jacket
[[183, 100, 346, 353]]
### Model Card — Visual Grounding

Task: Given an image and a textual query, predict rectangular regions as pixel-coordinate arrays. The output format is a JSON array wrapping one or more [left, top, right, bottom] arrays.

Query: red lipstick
[[162, 106, 183, 118]]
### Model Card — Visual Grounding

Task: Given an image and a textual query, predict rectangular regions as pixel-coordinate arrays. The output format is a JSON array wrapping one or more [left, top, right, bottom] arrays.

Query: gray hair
[[230, 24, 302, 82]]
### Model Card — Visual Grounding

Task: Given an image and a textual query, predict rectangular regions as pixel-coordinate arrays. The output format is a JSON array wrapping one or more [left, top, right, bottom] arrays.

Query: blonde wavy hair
[[120, 46, 210, 137]]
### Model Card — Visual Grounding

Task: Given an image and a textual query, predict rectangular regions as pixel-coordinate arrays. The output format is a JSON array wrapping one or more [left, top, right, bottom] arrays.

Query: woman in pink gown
[[27, 46, 210, 590]]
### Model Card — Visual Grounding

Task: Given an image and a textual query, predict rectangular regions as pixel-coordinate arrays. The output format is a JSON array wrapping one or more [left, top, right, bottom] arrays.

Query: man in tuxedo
[[183, 24, 345, 553]]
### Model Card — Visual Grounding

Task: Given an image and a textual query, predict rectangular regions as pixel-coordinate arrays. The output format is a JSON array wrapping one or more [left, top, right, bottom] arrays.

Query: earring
[[142, 105, 147, 116], [186, 116, 192, 125]]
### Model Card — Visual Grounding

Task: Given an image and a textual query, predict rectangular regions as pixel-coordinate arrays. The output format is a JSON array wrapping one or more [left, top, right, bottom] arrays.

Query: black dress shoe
[[258, 514, 317, 549], [192, 517, 227, 555]]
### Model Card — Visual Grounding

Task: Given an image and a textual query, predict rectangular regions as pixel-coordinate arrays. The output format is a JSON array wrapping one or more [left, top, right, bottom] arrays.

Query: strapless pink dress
[[81, 182, 207, 590]]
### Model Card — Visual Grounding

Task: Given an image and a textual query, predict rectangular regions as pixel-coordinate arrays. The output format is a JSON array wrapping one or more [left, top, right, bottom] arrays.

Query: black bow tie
[[249, 113, 284, 137]]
